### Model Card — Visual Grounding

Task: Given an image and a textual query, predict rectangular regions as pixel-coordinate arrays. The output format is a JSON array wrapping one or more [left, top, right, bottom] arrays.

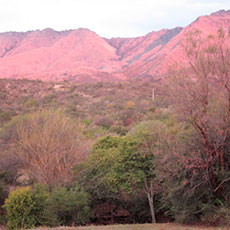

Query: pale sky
[[0, 0, 229, 38]]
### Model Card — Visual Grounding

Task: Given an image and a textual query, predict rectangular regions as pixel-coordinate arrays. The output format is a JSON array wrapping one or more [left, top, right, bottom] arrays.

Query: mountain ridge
[[0, 9, 229, 82]]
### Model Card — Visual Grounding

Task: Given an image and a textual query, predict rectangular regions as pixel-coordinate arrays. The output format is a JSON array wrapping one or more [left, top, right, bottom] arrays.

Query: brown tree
[[13, 110, 89, 189], [163, 29, 230, 206]]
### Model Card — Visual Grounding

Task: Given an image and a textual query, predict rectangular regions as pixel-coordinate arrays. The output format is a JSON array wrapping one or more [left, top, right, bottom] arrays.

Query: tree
[[75, 135, 125, 224], [161, 29, 230, 223], [10, 110, 89, 189], [107, 137, 157, 223], [80, 126, 165, 224]]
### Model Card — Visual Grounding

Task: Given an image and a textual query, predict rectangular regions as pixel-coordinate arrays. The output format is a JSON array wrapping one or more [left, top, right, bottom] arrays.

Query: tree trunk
[[144, 179, 156, 223], [147, 191, 156, 223], [220, 149, 225, 173]]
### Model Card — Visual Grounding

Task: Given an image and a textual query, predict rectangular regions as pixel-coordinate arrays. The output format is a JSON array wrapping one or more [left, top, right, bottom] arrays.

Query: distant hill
[[0, 10, 229, 82]]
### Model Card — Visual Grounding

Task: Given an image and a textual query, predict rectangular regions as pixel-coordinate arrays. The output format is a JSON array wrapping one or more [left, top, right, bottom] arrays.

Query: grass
[[32, 223, 230, 230]]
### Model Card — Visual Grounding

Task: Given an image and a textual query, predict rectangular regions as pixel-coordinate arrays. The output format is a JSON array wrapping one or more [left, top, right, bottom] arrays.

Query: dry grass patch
[[32, 223, 230, 230]]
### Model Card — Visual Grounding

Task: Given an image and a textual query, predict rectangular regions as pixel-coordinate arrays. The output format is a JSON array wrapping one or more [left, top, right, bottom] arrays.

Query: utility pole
[[152, 88, 154, 102]]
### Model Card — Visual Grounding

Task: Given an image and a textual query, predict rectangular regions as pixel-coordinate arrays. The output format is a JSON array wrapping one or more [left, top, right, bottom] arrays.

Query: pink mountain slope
[[110, 10, 230, 79], [0, 10, 229, 81]]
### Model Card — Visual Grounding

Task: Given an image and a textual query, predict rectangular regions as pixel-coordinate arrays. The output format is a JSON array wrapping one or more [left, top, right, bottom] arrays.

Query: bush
[[3, 186, 48, 230], [45, 186, 92, 226], [0, 110, 16, 126], [0, 174, 8, 224], [0, 172, 8, 206], [200, 206, 230, 226], [3, 185, 91, 229], [95, 117, 113, 129], [110, 125, 128, 136]]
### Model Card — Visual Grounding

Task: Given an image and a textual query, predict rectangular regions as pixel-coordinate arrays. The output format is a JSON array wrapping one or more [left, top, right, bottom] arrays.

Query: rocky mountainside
[[0, 10, 229, 82]]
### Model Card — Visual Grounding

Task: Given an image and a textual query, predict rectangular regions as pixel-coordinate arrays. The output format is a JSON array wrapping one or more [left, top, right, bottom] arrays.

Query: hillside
[[0, 10, 229, 81], [0, 78, 160, 138]]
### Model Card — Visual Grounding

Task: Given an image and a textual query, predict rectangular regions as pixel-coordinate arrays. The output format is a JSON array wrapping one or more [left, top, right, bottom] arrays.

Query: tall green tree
[[78, 123, 166, 223]]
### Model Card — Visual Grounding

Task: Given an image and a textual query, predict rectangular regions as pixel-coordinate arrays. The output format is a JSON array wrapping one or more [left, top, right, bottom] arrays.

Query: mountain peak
[[211, 9, 230, 16], [69, 28, 97, 38]]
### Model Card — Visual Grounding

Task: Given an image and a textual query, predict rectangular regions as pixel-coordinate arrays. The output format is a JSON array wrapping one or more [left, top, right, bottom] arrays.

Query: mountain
[[0, 10, 229, 82]]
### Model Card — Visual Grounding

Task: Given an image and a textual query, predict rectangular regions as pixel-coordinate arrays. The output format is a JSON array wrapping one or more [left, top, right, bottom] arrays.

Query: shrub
[[125, 100, 135, 109], [200, 205, 230, 226], [24, 98, 38, 108], [95, 117, 113, 129], [83, 119, 91, 127], [45, 186, 92, 226], [3, 184, 91, 229], [0, 172, 8, 206], [0, 173, 8, 224], [110, 125, 128, 136], [41, 93, 57, 104], [0, 110, 16, 126], [3, 186, 48, 230]]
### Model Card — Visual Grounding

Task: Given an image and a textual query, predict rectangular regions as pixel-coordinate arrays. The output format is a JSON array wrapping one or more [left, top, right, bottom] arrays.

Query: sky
[[0, 0, 229, 38]]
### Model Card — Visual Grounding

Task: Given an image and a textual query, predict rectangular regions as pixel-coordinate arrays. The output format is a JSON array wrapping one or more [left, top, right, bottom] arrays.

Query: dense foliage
[[3, 185, 91, 229], [3, 186, 48, 230], [45, 186, 91, 226]]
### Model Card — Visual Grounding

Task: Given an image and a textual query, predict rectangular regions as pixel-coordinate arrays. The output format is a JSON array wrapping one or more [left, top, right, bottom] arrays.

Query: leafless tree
[[162, 29, 230, 202], [13, 109, 90, 189]]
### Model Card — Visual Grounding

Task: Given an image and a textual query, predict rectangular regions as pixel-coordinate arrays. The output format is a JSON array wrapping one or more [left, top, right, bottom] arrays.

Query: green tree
[[75, 135, 123, 215], [78, 130, 164, 223]]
